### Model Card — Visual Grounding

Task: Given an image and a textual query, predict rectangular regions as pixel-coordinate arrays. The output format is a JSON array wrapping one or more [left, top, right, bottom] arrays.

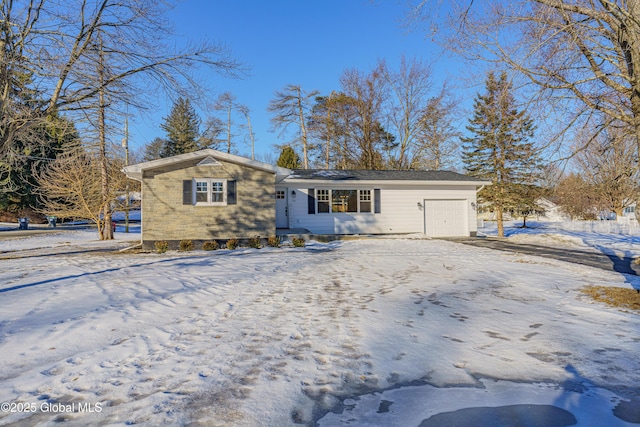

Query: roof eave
[[122, 149, 291, 180], [280, 178, 492, 186]]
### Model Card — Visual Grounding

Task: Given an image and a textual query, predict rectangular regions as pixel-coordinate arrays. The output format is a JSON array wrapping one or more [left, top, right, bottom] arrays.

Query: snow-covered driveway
[[0, 231, 639, 426]]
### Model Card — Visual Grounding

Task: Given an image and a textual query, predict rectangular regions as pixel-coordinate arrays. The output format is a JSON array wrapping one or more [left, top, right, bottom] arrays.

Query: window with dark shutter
[[183, 180, 193, 205], [374, 188, 381, 213], [227, 180, 237, 205], [308, 188, 316, 214]]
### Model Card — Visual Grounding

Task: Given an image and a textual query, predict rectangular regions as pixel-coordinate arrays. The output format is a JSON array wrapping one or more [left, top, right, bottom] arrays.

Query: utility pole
[[122, 117, 130, 233]]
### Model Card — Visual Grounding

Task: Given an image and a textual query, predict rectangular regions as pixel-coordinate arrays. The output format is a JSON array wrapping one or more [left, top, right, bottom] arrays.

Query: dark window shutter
[[308, 188, 315, 214], [183, 180, 192, 205], [374, 188, 381, 213], [227, 180, 237, 205]]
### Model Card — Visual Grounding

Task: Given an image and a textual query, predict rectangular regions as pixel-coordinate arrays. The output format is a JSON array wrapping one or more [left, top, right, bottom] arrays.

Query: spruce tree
[[461, 71, 541, 237], [277, 146, 301, 169], [160, 98, 201, 158]]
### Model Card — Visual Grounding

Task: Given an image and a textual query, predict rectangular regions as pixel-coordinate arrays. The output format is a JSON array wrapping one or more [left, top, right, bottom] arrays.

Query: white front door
[[424, 199, 468, 237], [276, 189, 288, 228]]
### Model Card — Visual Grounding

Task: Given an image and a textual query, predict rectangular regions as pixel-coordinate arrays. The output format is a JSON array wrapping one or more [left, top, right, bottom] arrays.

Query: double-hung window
[[359, 190, 371, 213], [317, 189, 330, 213], [194, 178, 227, 205]]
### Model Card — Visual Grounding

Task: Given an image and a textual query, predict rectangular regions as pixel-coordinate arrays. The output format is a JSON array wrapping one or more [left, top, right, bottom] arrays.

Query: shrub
[[248, 235, 261, 249], [155, 240, 169, 254], [202, 240, 219, 251], [292, 237, 305, 248], [179, 239, 194, 252], [226, 238, 239, 250], [267, 236, 280, 248]]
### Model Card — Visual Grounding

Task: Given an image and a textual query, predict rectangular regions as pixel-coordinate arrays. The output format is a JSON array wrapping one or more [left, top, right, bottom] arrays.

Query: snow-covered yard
[[0, 226, 639, 426]]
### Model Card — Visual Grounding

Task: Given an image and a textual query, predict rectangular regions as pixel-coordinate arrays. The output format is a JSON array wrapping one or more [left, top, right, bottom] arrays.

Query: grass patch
[[581, 285, 640, 312]]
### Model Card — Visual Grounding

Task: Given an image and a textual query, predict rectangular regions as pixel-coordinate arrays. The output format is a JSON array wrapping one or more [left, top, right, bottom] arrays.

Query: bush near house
[[179, 240, 194, 252], [202, 241, 219, 251], [267, 236, 280, 248], [155, 240, 169, 254], [226, 238, 239, 250], [249, 236, 262, 249], [292, 237, 305, 247]]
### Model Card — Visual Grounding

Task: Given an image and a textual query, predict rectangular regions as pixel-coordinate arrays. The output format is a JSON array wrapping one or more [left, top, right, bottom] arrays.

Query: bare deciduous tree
[[338, 66, 391, 170], [574, 123, 640, 217], [238, 105, 256, 160], [268, 84, 319, 169], [554, 173, 599, 220], [213, 92, 237, 154], [407, 0, 640, 158], [2, 0, 242, 238], [381, 57, 458, 170], [36, 153, 128, 237]]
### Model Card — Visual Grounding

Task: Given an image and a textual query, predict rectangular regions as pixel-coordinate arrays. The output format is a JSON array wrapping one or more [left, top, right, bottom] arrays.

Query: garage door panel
[[424, 199, 467, 237]]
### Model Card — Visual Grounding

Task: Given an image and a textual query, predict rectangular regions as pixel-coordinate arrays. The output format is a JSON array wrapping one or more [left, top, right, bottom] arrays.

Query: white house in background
[[534, 197, 567, 222], [277, 169, 490, 237], [619, 203, 638, 223]]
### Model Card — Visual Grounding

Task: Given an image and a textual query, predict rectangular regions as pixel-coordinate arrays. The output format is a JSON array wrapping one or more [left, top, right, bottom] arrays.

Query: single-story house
[[123, 149, 489, 249]]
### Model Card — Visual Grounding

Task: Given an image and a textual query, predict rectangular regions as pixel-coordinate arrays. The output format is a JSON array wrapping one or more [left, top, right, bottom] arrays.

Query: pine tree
[[143, 137, 167, 161], [277, 146, 301, 169], [160, 98, 202, 158], [461, 71, 541, 237]]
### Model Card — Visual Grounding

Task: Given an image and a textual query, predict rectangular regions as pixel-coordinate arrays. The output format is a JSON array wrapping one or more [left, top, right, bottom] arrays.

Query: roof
[[123, 149, 292, 181], [283, 169, 490, 184]]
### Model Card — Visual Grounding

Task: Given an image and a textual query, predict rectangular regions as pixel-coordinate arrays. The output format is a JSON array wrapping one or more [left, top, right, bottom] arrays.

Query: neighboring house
[[123, 149, 489, 249], [534, 197, 567, 222], [477, 197, 568, 223], [618, 203, 637, 223]]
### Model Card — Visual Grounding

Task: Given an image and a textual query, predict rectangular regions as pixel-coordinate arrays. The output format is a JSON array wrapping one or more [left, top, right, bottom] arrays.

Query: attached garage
[[423, 199, 469, 237]]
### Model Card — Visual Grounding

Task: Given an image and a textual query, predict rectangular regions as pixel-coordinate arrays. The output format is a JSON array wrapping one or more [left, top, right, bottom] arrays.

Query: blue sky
[[130, 0, 474, 161]]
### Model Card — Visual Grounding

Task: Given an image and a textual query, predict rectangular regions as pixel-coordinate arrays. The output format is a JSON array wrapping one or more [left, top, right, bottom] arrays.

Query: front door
[[276, 189, 288, 228]]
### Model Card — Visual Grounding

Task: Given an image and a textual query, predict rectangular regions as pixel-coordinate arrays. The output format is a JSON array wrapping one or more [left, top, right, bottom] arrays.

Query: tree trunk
[[496, 207, 505, 238], [297, 88, 309, 169], [98, 38, 113, 240]]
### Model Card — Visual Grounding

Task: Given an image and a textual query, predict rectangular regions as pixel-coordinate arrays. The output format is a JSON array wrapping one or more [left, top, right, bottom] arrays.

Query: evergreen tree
[[143, 137, 167, 161], [160, 98, 202, 158], [0, 114, 79, 216], [277, 146, 301, 169], [461, 71, 541, 237]]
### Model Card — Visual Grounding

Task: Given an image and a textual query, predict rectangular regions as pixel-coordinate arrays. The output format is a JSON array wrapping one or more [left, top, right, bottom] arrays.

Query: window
[[276, 190, 285, 199], [332, 190, 357, 213], [359, 190, 371, 213], [194, 179, 226, 205], [195, 181, 209, 203], [317, 189, 330, 213], [311, 189, 375, 214], [211, 181, 224, 203]]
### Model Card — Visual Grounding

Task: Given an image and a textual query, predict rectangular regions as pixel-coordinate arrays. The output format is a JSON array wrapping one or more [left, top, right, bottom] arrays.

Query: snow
[[0, 226, 639, 426]]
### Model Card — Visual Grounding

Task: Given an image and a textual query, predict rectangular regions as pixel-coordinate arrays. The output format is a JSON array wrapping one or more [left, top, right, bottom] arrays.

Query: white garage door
[[423, 199, 468, 237]]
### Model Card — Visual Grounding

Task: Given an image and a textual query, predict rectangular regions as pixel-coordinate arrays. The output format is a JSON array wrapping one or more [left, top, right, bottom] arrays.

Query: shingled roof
[[285, 169, 487, 182]]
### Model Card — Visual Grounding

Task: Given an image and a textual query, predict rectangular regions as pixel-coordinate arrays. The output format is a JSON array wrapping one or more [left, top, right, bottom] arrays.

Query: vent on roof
[[197, 156, 222, 166]]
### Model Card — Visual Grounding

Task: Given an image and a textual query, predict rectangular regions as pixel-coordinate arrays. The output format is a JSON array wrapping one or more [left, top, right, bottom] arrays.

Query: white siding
[[278, 183, 479, 236]]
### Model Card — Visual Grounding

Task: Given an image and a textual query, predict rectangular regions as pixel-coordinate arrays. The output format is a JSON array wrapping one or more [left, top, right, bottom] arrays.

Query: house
[[123, 149, 489, 249], [534, 197, 567, 222]]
